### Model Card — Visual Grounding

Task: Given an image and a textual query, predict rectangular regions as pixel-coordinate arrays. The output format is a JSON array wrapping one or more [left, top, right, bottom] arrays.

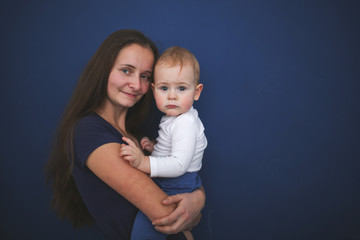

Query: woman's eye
[[121, 68, 130, 74], [141, 75, 151, 81]]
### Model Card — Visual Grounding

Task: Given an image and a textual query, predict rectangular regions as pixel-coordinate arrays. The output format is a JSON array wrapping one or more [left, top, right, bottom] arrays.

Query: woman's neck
[[96, 101, 128, 136]]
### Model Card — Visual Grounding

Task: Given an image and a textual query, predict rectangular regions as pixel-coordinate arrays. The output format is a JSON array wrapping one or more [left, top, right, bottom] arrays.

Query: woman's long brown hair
[[45, 29, 158, 228]]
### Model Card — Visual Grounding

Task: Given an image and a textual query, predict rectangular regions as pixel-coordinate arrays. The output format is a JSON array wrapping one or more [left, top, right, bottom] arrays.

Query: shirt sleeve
[[150, 116, 198, 178], [73, 116, 122, 168]]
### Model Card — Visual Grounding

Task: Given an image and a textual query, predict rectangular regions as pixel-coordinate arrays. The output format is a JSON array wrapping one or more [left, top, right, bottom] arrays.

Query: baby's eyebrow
[[178, 82, 191, 85], [155, 81, 168, 85]]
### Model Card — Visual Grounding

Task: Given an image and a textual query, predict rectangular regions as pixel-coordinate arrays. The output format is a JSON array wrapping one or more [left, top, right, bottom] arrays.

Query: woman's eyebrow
[[119, 64, 136, 69], [143, 70, 153, 75]]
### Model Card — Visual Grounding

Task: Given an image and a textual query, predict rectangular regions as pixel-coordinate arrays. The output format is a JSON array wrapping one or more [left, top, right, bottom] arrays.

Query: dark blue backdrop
[[1, 0, 359, 239]]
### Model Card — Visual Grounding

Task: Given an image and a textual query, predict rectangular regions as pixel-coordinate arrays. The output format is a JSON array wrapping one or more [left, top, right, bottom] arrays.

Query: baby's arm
[[120, 137, 151, 174], [140, 137, 155, 153], [150, 119, 200, 178]]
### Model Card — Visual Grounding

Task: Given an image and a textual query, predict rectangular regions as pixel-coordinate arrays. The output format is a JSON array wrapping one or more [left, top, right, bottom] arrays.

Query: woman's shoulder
[[76, 113, 105, 127], [73, 113, 124, 166], [74, 113, 123, 142], [76, 113, 113, 132]]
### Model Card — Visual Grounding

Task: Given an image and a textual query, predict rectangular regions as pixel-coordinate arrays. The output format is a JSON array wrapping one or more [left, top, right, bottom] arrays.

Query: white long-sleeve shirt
[[150, 107, 207, 178]]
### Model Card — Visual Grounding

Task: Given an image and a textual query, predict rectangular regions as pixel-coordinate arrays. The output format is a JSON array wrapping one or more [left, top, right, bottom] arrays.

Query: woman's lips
[[122, 91, 137, 98]]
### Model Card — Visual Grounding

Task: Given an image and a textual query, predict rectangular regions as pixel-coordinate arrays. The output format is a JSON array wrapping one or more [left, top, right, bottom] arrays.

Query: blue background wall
[[1, 0, 359, 239]]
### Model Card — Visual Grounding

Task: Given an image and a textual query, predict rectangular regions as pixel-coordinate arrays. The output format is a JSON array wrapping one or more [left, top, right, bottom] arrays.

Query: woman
[[46, 29, 205, 240]]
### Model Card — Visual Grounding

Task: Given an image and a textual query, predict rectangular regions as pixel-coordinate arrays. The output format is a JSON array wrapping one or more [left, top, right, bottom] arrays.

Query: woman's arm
[[86, 142, 175, 220], [86, 142, 205, 232]]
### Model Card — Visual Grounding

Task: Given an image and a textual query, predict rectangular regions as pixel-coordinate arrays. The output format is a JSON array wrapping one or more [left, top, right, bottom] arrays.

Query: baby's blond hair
[[155, 46, 200, 84]]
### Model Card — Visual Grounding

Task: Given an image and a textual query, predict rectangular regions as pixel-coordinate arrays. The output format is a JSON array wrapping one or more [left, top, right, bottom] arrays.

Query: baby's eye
[[160, 86, 168, 91], [178, 86, 186, 91]]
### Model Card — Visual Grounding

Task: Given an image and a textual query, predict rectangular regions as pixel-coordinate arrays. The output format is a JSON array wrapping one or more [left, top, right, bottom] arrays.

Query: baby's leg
[[131, 211, 167, 240], [183, 231, 194, 240]]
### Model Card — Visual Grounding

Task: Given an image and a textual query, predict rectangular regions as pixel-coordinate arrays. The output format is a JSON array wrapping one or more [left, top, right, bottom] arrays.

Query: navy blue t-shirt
[[73, 113, 186, 240]]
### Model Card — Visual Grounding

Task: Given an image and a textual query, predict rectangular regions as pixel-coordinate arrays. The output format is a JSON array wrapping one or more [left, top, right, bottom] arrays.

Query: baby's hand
[[120, 137, 145, 168], [140, 137, 155, 153]]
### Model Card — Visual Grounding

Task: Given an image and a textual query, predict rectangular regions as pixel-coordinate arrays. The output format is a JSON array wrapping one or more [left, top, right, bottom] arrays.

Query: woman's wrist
[[194, 186, 206, 209]]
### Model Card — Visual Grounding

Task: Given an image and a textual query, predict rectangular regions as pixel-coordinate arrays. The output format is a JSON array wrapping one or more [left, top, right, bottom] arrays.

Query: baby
[[121, 46, 207, 240]]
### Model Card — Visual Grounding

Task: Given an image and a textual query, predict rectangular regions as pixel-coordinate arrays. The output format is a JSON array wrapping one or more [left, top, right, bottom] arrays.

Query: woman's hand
[[152, 187, 205, 234]]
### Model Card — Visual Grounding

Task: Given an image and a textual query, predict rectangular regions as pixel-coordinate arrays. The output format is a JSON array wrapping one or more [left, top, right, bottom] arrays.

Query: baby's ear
[[151, 83, 155, 92], [194, 84, 203, 101]]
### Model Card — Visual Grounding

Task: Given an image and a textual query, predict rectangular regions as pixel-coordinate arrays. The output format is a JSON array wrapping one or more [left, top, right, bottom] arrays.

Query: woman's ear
[[194, 84, 203, 101]]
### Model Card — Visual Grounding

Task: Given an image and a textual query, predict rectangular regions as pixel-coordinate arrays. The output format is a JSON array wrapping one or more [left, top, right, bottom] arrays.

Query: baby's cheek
[[154, 95, 164, 108], [183, 99, 194, 111]]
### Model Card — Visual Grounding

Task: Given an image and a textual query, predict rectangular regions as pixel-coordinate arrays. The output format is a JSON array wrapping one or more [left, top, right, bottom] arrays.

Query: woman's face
[[107, 44, 154, 109]]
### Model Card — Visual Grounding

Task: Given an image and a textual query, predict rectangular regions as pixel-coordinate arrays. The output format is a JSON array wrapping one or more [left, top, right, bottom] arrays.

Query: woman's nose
[[129, 75, 141, 90]]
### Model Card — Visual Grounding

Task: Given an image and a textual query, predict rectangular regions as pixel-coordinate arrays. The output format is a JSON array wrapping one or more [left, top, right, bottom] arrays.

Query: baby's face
[[152, 64, 202, 117]]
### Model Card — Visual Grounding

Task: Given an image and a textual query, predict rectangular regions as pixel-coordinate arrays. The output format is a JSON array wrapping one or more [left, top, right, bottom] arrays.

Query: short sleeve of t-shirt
[[74, 113, 124, 167], [72, 113, 187, 240]]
